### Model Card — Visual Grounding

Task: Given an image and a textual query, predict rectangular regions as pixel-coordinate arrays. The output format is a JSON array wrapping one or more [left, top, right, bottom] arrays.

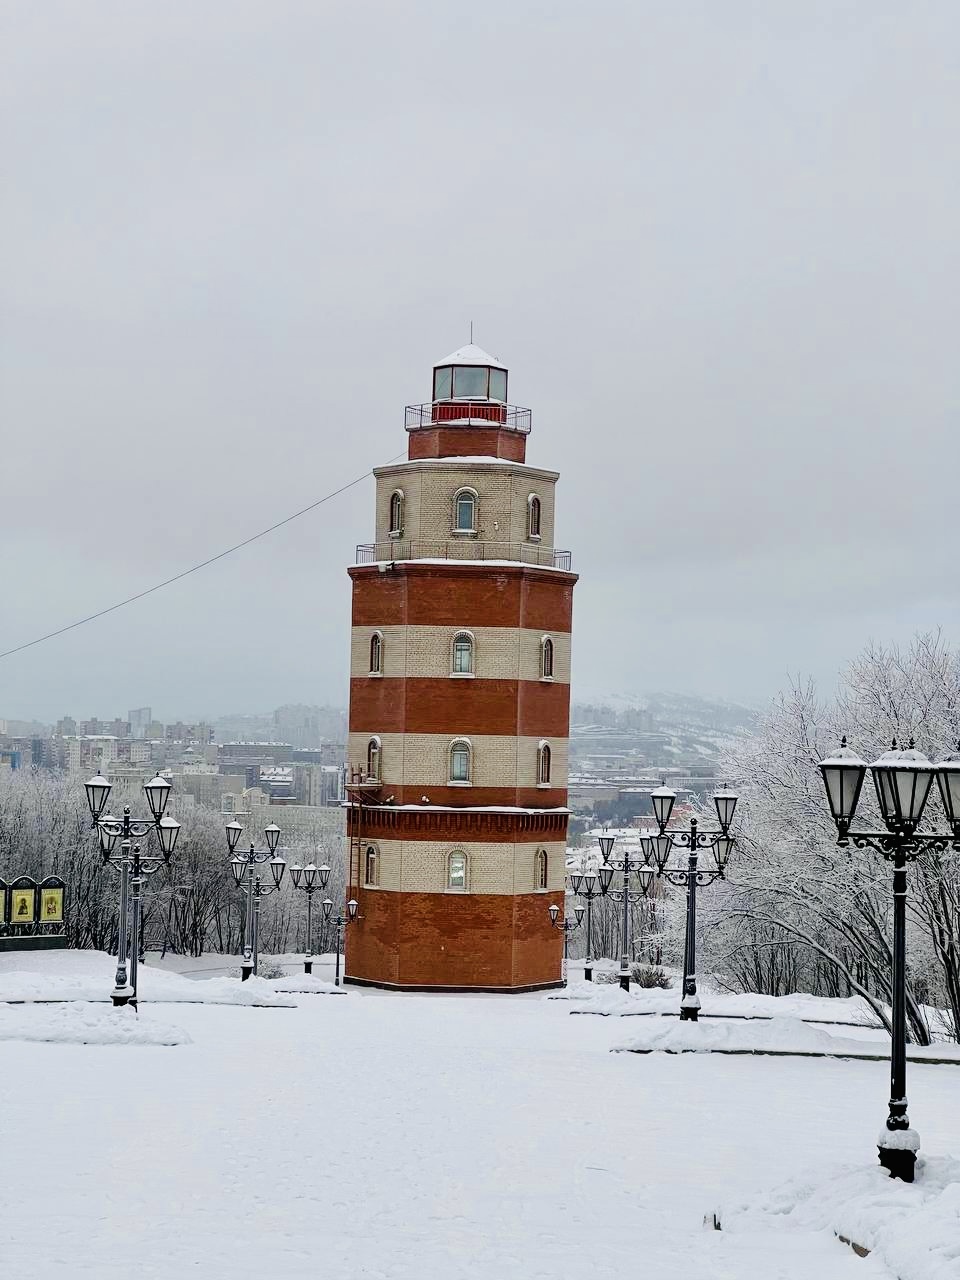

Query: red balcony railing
[[405, 402, 532, 434]]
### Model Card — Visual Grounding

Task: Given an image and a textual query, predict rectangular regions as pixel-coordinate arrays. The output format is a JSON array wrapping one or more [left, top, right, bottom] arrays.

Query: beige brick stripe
[[356, 838, 568, 894], [351, 625, 571, 682]]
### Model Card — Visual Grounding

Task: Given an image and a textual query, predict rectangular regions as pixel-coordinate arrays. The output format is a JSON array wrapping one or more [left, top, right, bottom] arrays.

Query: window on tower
[[452, 366, 487, 399], [536, 848, 548, 891], [449, 739, 472, 784], [527, 494, 541, 540], [366, 737, 382, 782], [452, 632, 474, 676], [540, 636, 555, 680], [433, 365, 453, 401], [489, 369, 507, 402], [537, 742, 552, 786], [369, 631, 383, 675], [453, 488, 477, 534], [364, 845, 380, 887], [447, 850, 467, 891], [389, 490, 404, 537]]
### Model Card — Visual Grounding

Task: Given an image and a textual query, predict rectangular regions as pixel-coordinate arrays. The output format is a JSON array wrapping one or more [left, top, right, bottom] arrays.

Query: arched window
[[453, 488, 477, 534], [389, 489, 404, 536], [452, 631, 474, 675], [537, 741, 552, 786], [536, 848, 548, 890], [364, 845, 379, 886], [448, 850, 467, 891], [527, 494, 541, 540], [369, 631, 383, 675], [366, 736, 381, 781], [540, 636, 554, 680], [449, 738, 472, 783]]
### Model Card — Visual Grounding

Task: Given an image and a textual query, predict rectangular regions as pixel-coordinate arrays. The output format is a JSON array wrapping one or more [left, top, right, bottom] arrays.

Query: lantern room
[[405, 343, 531, 462], [432, 344, 508, 404]]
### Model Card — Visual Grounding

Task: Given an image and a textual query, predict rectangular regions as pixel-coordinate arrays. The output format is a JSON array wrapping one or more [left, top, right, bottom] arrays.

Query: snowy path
[[3, 973, 957, 1277]]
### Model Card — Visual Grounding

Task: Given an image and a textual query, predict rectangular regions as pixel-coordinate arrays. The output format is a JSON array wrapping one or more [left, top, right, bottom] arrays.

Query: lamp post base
[[111, 987, 134, 1007], [619, 972, 630, 992], [879, 1145, 917, 1183], [240, 964, 253, 983], [304, 960, 313, 975], [679, 1006, 699, 1021], [584, 964, 592, 982]]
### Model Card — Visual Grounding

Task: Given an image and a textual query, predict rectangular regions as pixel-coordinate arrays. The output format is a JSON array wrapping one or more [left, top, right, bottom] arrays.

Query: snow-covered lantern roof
[[432, 343, 508, 405], [870, 738, 936, 830]]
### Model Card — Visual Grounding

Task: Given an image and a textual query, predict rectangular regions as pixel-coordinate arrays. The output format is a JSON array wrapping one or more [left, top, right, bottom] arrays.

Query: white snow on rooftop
[[433, 343, 507, 369]]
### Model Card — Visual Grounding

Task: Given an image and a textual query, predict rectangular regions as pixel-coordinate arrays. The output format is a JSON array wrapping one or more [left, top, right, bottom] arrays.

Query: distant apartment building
[[128, 707, 152, 739]]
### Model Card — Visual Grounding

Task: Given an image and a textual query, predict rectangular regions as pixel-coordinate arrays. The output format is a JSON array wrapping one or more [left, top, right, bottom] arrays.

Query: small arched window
[[452, 631, 474, 675], [449, 738, 472, 783], [537, 742, 552, 786], [527, 494, 541, 540], [389, 489, 404, 536], [366, 736, 381, 781], [369, 631, 383, 674], [448, 850, 467, 891], [540, 636, 554, 680], [453, 488, 477, 534], [364, 845, 379, 886], [536, 848, 548, 890]]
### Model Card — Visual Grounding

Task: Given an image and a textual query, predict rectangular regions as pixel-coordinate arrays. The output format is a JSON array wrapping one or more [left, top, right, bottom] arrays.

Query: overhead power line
[[0, 454, 404, 663]]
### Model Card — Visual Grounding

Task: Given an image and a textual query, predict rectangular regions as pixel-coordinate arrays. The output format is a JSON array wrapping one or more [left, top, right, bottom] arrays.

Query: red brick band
[[408, 426, 526, 462], [350, 563, 576, 631], [349, 676, 570, 736], [344, 887, 564, 988]]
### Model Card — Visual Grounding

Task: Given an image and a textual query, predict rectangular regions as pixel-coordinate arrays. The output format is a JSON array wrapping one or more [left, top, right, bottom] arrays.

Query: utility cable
[[0, 452, 405, 662]]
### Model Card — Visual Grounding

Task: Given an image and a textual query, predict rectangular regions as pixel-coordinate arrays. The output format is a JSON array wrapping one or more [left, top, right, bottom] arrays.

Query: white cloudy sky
[[2, 1, 958, 722]]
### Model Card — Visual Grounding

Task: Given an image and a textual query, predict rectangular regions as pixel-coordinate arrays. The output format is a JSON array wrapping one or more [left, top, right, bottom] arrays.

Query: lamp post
[[596, 833, 656, 991], [648, 786, 737, 1021], [818, 736, 960, 1183], [569, 868, 602, 980], [322, 897, 359, 986], [548, 898, 584, 985], [85, 772, 181, 1007], [289, 861, 331, 974], [225, 819, 285, 980]]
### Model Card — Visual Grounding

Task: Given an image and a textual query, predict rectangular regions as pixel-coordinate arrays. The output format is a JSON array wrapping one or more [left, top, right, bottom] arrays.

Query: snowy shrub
[[255, 959, 286, 980], [594, 964, 671, 987]]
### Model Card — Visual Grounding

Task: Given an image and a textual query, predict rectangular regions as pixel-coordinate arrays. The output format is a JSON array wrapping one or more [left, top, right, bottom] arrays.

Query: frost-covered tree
[[705, 632, 960, 1042]]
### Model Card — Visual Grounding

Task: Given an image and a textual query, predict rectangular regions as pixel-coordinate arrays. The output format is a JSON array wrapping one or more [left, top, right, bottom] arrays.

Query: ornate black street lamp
[[569, 868, 602, 980], [818, 736, 960, 1183], [649, 786, 737, 1020], [322, 897, 359, 986], [225, 819, 285, 979], [548, 897, 584, 984], [596, 834, 656, 991], [289, 861, 331, 974], [85, 772, 181, 1007]]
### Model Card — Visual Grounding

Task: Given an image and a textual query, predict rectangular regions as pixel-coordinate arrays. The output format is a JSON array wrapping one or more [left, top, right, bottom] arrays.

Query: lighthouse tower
[[344, 344, 577, 991]]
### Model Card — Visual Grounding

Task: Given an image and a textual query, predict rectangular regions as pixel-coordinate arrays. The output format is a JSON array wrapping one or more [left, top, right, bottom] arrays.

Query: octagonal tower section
[[345, 345, 577, 991]]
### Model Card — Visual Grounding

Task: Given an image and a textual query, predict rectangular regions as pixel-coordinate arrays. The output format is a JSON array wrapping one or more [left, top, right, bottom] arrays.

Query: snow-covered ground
[[1, 949, 958, 1278]]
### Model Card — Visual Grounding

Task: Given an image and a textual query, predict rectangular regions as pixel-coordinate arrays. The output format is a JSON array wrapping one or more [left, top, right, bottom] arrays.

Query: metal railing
[[356, 540, 572, 570], [404, 402, 532, 434]]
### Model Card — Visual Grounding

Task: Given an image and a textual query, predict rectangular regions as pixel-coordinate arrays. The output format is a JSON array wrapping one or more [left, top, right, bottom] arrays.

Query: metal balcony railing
[[356, 541, 572, 571], [404, 402, 532, 434]]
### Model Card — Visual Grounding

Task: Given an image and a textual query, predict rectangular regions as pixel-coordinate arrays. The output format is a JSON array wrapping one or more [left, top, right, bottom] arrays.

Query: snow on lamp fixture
[[264, 823, 282, 854], [870, 739, 936, 831], [934, 744, 960, 837], [713, 789, 738, 832], [84, 772, 112, 822], [225, 820, 244, 854], [650, 786, 676, 830], [143, 773, 172, 822], [817, 738, 868, 833]]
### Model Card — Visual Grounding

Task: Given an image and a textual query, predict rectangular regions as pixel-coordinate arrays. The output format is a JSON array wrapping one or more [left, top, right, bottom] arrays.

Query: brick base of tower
[[344, 886, 566, 991]]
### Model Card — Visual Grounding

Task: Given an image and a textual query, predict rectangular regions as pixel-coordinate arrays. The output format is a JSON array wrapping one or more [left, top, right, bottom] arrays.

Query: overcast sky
[[2, 1, 958, 724]]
